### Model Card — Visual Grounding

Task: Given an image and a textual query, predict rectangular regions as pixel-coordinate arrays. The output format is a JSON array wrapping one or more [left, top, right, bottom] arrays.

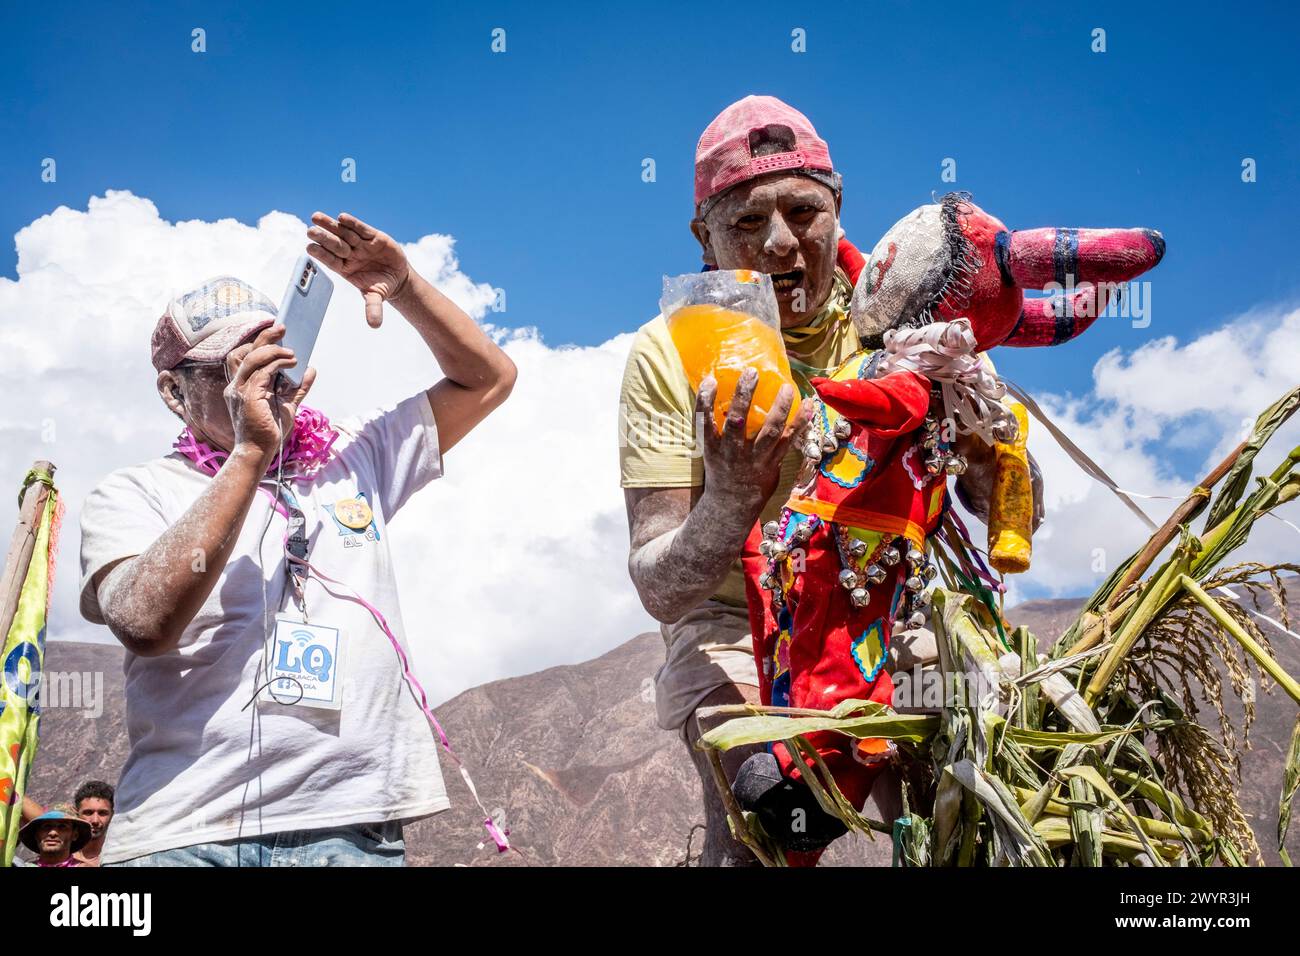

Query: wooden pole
[[1064, 441, 1247, 658], [1104, 441, 1245, 609], [0, 461, 55, 644]]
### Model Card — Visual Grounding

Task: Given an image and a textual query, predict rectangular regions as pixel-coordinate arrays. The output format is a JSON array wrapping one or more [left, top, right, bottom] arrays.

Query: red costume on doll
[[742, 360, 945, 810], [738, 193, 1167, 854]]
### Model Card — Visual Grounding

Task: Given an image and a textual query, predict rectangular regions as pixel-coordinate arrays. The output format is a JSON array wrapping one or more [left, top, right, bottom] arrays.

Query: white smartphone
[[276, 255, 333, 387]]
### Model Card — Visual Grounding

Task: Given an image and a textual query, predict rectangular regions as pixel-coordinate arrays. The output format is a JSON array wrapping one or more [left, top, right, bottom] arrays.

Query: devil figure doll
[[734, 193, 1166, 861]]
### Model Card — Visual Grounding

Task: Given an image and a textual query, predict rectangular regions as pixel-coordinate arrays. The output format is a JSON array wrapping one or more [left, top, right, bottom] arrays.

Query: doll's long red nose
[[1004, 227, 1165, 288]]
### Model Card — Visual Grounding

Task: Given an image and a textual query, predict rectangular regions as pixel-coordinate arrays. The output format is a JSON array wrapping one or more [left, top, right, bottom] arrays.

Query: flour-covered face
[[157, 328, 300, 452], [160, 361, 237, 450], [694, 173, 840, 329]]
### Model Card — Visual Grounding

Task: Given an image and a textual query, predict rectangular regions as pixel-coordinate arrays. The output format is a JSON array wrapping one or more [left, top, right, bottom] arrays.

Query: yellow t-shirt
[[619, 270, 862, 607]]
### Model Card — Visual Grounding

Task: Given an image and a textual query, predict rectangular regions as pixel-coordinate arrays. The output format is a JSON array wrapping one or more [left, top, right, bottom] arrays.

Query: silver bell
[[850, 587, 870, 608], [921, 563, 938, 582], [905, 574, 924, 592], [833, 417, 852, 440], [924, 417, 940, 433], [925, 456, 945, 476], [792, 522, 813, 544], [906, 610, 927, 629], [802, 440, 823, 461], [838, 569, 859, 591], [993, 418, 1019, 444], [880, 545, 901, 566], [944, 455, 967, 476], [762, 520, 780, 540], [865, 563, 887, 585], [769, 540, 790, 562], [821, 435, 840, 456], [847, 538, 869, 560], [906, 546, 925, 566], [921, 434, 938, 450], [914, 589, 932, 609], [758, 539, 774, 558], [759, 571, 778, 590]]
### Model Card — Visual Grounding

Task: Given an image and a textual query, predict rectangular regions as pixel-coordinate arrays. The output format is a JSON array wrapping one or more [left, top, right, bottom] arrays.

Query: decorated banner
[[0, 465, 61, 867]]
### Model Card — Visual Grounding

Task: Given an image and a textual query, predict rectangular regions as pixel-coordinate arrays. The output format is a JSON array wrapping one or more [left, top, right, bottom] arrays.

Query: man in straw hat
[[17, 806, 91, 867]]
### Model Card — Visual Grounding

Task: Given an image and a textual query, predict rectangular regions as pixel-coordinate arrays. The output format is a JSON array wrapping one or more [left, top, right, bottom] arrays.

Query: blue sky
[[2, 0, 1298, 404]]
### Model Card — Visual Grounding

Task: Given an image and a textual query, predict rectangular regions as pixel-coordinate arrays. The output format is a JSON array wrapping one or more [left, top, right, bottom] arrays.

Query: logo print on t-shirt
[[325, 493, 379, 545]]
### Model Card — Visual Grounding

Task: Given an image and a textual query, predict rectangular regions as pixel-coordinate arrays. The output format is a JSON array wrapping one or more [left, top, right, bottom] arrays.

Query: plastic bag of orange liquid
[[661, 270, 799, 438]]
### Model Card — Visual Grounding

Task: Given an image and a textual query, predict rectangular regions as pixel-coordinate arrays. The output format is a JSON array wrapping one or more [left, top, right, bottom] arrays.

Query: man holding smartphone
[[78, 212, 516, 866]]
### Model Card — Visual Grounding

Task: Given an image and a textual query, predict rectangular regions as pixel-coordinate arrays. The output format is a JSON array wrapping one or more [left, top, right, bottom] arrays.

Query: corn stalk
[[696, 387, 1300, 866]]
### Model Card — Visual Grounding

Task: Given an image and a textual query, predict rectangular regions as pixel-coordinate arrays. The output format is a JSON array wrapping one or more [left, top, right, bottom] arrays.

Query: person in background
[[73, 780, 114, 866], [17, 806, 91, 867]]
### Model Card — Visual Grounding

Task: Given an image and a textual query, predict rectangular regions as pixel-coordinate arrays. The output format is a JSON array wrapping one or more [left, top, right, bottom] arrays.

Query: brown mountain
[[23, 591, 1300, 866]]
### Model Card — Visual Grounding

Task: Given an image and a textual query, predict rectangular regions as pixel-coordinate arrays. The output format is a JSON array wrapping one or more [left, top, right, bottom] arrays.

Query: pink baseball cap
[[151, 276, 278, 372], [694, 95, 839, 213]]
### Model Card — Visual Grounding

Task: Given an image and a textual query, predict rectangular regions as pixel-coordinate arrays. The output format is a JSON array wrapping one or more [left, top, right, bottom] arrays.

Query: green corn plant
[[695, 387, 1300, 866]]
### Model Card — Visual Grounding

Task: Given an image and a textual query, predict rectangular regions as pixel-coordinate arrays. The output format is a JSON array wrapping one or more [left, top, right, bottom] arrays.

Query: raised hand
[[307, 211, 411, 328]]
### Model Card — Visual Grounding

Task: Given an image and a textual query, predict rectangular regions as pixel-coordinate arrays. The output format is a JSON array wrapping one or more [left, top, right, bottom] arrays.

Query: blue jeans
[[110, 820, 405, 867]]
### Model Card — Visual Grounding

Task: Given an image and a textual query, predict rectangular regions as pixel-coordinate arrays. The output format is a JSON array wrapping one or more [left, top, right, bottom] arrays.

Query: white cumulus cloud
[[0, 191, 655, 704], [989, 308, 1300, 604], [2, 192, 1296, 707]]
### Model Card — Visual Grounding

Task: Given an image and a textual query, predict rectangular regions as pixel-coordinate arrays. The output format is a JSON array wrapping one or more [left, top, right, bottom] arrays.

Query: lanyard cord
[[183, 411, 511, 853], [264, 446, 510, 852], [281, 540, 510, 852]]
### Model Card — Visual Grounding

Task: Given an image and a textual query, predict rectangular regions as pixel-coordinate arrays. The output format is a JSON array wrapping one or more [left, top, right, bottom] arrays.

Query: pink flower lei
[[174, 406, 339, 479]]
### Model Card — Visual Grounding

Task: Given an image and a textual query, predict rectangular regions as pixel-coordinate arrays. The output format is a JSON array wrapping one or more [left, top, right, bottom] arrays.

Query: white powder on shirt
[[78, 392, 450, 863]]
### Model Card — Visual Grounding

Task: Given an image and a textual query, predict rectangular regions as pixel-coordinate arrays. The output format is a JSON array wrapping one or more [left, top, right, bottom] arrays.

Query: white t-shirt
[[78, 392, 450, 863]]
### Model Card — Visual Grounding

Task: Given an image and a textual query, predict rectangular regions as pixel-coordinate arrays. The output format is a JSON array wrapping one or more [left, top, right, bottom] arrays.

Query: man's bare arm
[[391, 269, 517, 454], [20, 794, 44, 824], [627, 406, 1045, 625], [626, 371, 811, 624], [627, 485, 759, 623], [96, 446, 266, 657], [307, 212, 516, 455]]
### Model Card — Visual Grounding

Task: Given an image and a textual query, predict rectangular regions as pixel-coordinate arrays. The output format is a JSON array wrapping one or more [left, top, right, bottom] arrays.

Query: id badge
[[259, 616, 346, 711]]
